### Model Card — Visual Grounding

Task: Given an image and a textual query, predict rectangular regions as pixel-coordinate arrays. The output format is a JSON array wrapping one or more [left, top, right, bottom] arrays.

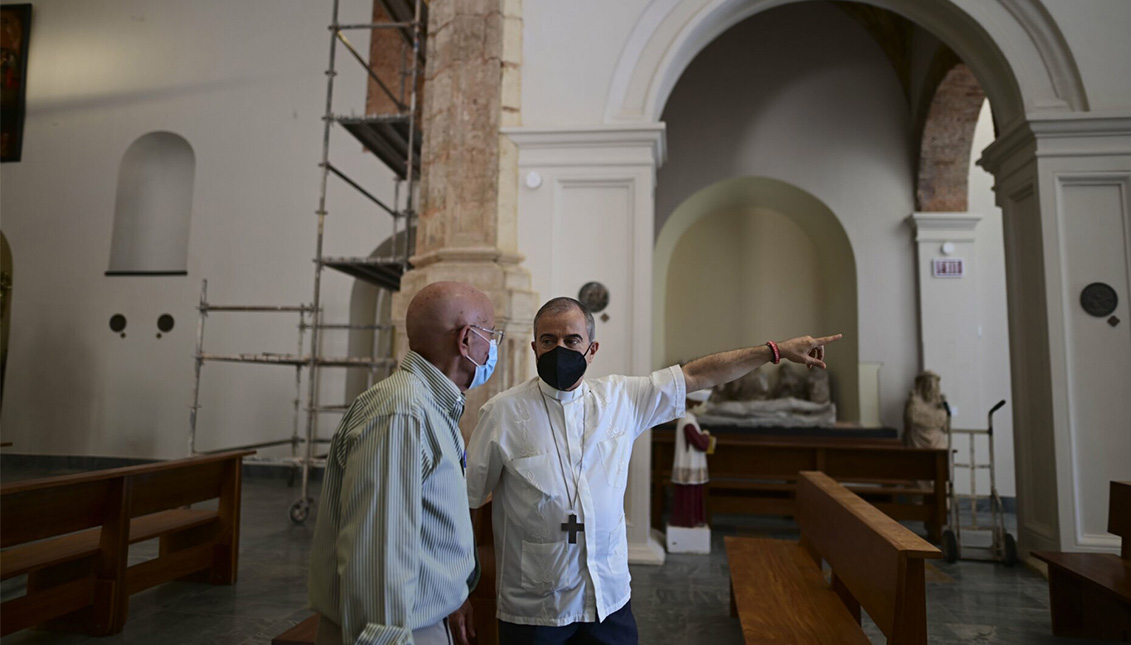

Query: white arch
[[605, 0, 1087, 127]]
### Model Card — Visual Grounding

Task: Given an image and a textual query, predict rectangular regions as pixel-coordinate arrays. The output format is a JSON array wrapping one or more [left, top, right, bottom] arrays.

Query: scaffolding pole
[[189, 0, 427, 525]]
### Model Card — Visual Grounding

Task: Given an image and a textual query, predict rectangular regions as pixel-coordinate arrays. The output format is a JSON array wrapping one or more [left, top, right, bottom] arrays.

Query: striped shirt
[[309, 351, 476, 645]]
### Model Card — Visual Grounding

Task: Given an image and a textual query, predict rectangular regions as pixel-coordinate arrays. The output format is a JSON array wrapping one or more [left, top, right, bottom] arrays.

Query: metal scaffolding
[[189, 0, 426, 523]]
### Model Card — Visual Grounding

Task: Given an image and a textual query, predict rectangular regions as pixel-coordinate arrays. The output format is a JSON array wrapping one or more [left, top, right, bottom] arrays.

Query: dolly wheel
[[1002, 532, 1018, 567], [290, 497, 314, 524], [942, 529, 959, 563]]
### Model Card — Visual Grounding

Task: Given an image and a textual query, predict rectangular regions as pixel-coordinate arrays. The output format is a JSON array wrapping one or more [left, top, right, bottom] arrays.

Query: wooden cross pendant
[[561, 513, 585, 544]]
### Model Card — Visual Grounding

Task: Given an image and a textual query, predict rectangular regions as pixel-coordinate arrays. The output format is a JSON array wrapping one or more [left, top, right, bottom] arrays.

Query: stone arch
[[107, 132, 195, 275], [654, 176, 860, 421], [605, 0, 1086, 127], [916, 62, 987, 212], [343, 231, 409, 402]]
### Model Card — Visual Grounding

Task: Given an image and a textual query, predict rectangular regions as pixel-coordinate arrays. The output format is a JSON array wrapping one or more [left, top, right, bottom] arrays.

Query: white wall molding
[[503, 124, 666, 168], [1053, 172, 1131, 552], [909, 212, 983, 242]]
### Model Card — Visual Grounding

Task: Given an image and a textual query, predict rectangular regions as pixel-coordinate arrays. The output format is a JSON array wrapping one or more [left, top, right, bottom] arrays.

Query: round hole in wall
[[157, 314, 175, 333], [110, 314, 127, 333]]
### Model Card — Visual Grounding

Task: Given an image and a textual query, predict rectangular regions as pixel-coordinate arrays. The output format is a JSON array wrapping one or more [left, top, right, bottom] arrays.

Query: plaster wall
[[0, 0, 396, 458]]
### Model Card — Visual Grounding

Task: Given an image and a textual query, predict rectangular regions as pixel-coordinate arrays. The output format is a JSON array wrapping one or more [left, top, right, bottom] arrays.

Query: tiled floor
[[1, 472, 1112, 645]]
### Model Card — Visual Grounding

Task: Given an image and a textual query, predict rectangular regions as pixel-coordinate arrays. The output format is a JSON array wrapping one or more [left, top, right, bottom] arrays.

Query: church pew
[[1033, 480, 1131, 641], [652, 429, 948, 541], [0, 450, 253, 637], [726, 471, 941, 644]]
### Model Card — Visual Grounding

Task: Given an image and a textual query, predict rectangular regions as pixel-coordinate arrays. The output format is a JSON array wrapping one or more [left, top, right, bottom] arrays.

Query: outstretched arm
[[682, 334, 843, 393]]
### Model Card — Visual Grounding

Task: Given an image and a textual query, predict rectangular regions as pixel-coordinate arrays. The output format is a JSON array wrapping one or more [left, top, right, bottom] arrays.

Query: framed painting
[[1, 4, 31, 163]]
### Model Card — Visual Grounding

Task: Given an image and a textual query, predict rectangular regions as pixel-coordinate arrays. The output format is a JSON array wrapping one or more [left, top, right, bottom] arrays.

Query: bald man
[[309, 282, 501, 645]]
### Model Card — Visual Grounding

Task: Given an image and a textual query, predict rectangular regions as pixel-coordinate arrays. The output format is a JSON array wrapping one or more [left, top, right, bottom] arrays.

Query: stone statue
[[807, 367, 831, 404], [773, 363, 808, 400], [713, 367, 770, 401], [903, 371, 948, 449]]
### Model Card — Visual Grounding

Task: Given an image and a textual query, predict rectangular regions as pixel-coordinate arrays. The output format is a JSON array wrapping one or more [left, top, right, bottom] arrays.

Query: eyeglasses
[[469, 324, 505, 343]]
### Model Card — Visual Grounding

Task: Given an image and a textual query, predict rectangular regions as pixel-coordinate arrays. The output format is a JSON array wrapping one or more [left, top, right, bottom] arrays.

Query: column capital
[[503, 123, 667, 168], [908, 212, 983, 243], [978, 113, 1131, 183]]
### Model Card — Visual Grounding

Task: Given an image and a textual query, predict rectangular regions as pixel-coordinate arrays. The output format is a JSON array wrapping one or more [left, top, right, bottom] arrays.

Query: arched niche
[[343, 230, 410, 402], [107, 132, 195, 276], [654, 176, 860, 421]]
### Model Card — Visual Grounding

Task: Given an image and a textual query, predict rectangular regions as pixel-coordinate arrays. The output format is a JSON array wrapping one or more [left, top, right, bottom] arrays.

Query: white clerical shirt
[[466, 366, 686, 626]]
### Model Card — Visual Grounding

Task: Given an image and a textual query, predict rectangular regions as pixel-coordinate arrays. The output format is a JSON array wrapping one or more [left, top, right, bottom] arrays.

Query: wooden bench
[[0, 450, 253, 637], [1033, 480, 1131, 641], [727, 471, 941, 644], [654, 430, 948, 541]]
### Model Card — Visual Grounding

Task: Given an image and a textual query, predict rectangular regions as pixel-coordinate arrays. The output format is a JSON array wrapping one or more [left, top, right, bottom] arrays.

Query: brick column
[[392, 0, 535, 438]]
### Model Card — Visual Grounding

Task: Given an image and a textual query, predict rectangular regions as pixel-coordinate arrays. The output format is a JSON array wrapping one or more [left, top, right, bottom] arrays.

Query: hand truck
[[941, 400, 1017, 566]]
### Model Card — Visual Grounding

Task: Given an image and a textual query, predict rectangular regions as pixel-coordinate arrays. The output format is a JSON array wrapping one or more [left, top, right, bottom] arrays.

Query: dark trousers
[[498, 600, 638, 645]]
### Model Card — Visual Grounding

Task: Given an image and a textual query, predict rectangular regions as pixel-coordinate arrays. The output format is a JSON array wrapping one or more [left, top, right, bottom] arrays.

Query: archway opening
[[343, 230, 408, 403]]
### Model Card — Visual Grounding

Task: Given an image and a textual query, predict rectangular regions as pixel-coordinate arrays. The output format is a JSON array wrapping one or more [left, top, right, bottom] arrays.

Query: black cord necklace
[[539, 389, 587, 544]]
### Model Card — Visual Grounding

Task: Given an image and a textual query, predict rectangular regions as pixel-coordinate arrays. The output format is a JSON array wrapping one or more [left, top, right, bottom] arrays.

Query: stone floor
[[1, 471, 1111, 645]]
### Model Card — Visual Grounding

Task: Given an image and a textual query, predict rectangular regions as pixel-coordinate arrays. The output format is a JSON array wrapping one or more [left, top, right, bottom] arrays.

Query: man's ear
[[530, 340, 537, 356], [586, 342, 599, 363], [457, 325, 473, 358]]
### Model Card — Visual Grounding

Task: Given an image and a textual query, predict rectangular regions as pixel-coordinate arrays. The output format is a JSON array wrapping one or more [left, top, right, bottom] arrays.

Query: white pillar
[[505, 123, 668, 564], [980, 116, 1131, 557], [909, 213, 987, 495]]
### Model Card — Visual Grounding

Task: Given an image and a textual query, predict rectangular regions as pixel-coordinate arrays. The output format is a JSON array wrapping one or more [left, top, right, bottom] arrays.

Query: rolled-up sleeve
[[629, 365, 687, 437], [338, 415, 422, 644]]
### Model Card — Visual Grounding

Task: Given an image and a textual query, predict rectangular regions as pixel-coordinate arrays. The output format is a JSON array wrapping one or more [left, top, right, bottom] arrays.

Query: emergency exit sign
[[932, 258, 965, 278]]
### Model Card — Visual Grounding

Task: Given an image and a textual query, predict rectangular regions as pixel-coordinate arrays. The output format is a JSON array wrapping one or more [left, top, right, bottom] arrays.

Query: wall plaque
[[1080, 282, 1117, 317], [578, 281, 610, 313]]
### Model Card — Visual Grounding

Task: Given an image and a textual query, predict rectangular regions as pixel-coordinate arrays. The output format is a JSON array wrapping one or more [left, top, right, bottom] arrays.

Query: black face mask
[[536, 344, 591, 390]]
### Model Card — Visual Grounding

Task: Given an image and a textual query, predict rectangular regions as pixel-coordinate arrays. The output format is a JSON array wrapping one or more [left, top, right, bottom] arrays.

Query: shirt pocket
[[506, 452, 558, 502], [521, 539, 582, 594], [597, 434, 631, 489]]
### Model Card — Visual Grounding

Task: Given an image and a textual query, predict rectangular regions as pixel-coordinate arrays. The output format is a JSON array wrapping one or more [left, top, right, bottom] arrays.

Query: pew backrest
[[1, 451, 253, 549], [796, 470, 941, 644], [1111, 481, 1130, 559]]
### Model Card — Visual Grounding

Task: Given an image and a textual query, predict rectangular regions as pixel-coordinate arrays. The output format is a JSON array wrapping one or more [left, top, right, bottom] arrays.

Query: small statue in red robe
[[670, 389, 716, 527]]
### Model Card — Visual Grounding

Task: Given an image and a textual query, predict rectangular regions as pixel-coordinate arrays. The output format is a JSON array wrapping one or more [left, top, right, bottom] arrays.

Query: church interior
[[1, 0, 1129, 643]]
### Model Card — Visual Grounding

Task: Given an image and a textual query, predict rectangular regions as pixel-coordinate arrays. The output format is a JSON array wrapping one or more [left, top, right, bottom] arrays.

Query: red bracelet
[[766, 340, 780, 365]]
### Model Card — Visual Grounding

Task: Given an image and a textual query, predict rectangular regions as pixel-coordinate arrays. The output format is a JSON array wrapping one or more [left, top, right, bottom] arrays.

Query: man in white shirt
[[465, 297, 840, 644]]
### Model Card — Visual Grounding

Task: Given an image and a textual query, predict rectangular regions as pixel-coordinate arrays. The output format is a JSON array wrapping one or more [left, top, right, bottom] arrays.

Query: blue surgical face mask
[[466, 329, 498, 389]]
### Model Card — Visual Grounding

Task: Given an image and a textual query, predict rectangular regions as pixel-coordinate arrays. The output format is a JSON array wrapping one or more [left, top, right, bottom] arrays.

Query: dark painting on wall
[[1, 4, 31, 163]]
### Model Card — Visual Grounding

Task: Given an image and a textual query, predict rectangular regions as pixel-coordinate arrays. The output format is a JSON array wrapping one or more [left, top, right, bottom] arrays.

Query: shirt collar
[[400, 351, 465, 418], [537, 378, 588, 403]]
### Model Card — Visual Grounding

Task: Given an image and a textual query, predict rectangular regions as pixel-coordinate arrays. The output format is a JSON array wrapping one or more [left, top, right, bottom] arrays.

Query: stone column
[[392, 0, 536, 439]]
